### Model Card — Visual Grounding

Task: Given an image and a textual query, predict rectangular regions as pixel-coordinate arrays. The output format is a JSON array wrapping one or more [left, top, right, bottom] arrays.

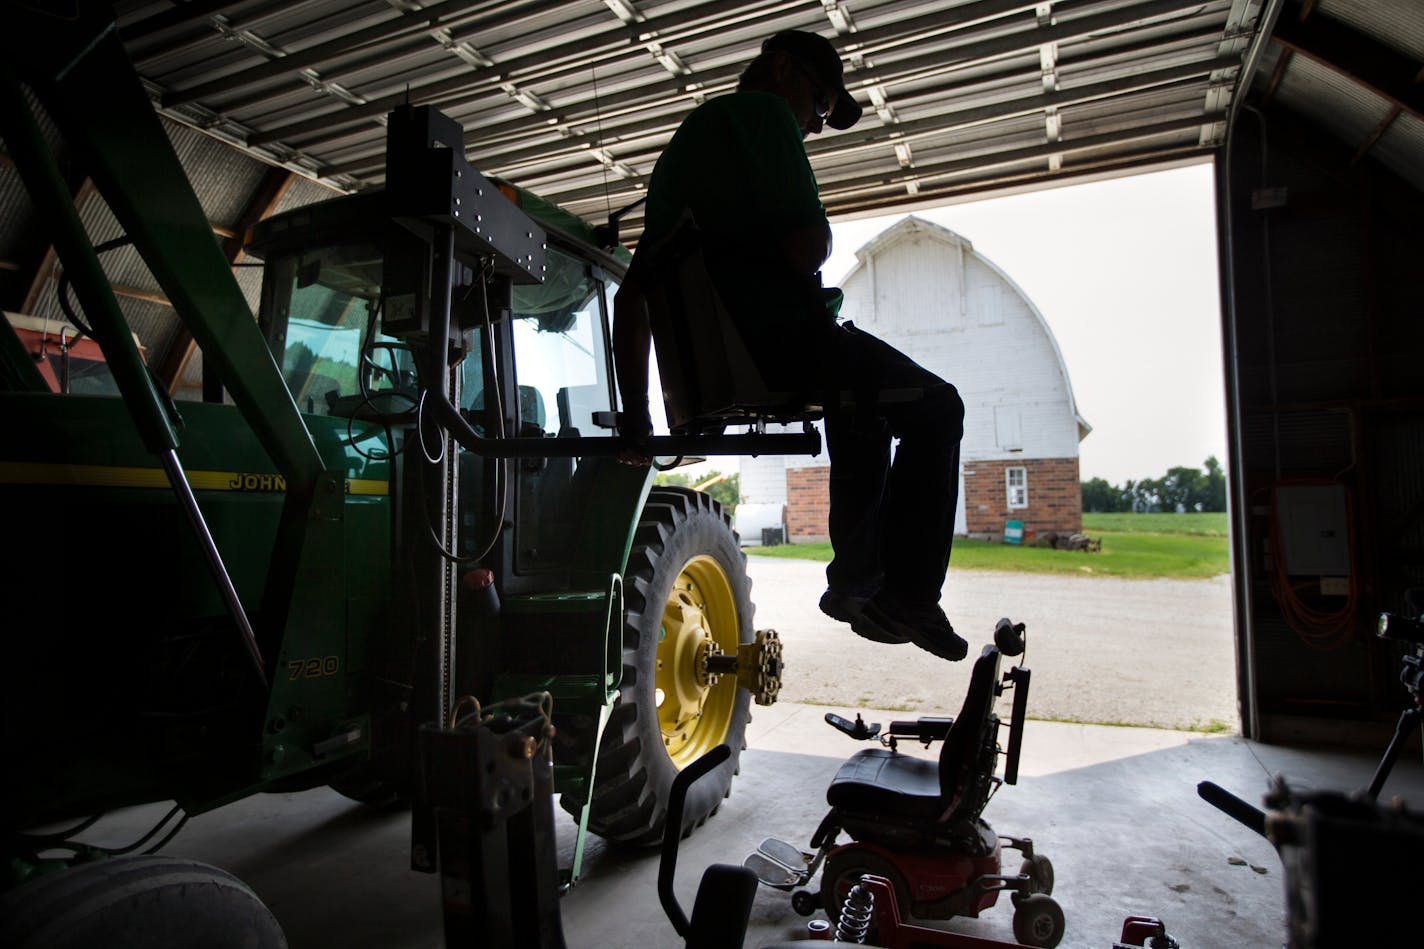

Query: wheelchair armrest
[[885, 717, 953, 743]]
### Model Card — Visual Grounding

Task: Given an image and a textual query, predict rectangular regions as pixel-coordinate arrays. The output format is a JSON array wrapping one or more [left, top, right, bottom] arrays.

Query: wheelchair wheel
[[820, 847, 907, 936], [1012, 893, 1064, 948], [1011, 853, 1055, 905]]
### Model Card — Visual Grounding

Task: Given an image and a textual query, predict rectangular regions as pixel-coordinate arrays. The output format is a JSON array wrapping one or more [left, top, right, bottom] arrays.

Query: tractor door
[[503, 245, 624, 585]]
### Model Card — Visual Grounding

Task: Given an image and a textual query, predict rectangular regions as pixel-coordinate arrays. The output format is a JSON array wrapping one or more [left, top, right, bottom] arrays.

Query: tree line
[[1082, 456, 1226, 513], [654, 470, 741, 515]]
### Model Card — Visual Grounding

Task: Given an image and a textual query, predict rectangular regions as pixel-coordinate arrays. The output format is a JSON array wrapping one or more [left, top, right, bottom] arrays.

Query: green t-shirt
[[638, 92, 841, 364]]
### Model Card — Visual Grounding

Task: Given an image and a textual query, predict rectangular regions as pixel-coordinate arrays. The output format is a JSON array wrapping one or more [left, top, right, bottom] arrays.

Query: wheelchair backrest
[[937, 644, 1003, 823]]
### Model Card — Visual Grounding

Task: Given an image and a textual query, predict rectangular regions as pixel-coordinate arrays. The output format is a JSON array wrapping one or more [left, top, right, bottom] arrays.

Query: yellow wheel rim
[[655, 554, 740, 768]]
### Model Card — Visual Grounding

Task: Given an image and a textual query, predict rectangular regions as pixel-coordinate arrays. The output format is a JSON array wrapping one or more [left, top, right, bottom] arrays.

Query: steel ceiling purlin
[[829, 142, 1212, 217], [119, 0, 292, 59], [196, 1, 1005, 161], [819, 112, 1216, 198], [160, 0, 522, 108], [207, 0, 596, 117], [240, 0, 787, 149], [456, 8, 1226, 166], [545, 101, 1215, 224], [486, 50, 1227, 191], [117, 0, 243, 44], [434, 0, 1225, 185], [490, 1, 1232, 194], [813, 55, 1240, 161]]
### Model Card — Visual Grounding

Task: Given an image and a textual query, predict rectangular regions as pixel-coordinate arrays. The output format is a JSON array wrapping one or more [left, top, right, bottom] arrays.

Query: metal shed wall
[[1221, 104, 1424, 742]]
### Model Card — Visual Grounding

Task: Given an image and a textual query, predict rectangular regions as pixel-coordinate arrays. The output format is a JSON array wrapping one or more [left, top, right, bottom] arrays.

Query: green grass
[[1082, 511, 1227, 536], [752, 513, 1230, 579], [1026, 714, 1237, 734]]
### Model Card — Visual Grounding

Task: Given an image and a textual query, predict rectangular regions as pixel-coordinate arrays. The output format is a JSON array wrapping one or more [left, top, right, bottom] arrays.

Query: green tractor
[[0, 5, 807, 943]]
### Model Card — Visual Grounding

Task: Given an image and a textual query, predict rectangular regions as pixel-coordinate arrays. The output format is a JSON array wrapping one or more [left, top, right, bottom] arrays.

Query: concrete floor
[[750, 557, 1238, 731], [89, 699, 1423, 949]]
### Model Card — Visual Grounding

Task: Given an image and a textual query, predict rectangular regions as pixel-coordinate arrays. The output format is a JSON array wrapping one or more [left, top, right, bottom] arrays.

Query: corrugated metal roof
[[111, 0, 1265, 239], [1249, 0, 1424, 189], [1319, 0, 1424, 62], [1275, 54, 1396, 148]]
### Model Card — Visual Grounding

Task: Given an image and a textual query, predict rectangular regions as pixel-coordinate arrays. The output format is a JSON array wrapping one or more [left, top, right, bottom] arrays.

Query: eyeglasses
[[789, 59, 833, 120]]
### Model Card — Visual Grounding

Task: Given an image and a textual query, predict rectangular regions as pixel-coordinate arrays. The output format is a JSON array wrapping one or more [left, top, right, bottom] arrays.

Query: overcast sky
[[822, 161, 1228, 486]]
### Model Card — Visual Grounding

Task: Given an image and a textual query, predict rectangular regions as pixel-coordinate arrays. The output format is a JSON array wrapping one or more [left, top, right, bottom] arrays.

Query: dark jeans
[[818, 323, 964, 606]]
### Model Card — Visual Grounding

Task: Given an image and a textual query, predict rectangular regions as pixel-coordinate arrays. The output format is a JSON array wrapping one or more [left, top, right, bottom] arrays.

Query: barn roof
[[841, 215, 1092, 442]]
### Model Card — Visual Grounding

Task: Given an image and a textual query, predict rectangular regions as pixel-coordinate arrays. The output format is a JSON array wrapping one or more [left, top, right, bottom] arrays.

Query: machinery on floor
[[745, 618, 1066, 948], [1198, 602, 1424, 949]]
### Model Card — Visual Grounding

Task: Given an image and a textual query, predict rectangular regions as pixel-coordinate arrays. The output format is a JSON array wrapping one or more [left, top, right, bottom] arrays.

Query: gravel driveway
[[745, 555, 1238, 731]]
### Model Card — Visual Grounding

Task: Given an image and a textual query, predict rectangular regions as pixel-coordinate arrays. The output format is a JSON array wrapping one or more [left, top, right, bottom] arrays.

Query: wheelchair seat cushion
[[826, 747, 943, 820]]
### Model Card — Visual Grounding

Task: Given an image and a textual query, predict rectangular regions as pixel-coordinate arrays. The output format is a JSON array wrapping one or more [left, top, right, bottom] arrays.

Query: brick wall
[[786, 466, 831, 542], [785, 456, 1082, 541], [962, 457, 1082, 537]]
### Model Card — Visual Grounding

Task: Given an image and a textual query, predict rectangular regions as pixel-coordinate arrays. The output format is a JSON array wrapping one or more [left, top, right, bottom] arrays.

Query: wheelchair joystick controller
[[824, 712, 881, 741]]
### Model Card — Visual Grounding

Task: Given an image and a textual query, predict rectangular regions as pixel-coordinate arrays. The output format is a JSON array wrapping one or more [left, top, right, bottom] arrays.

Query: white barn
[[737, 216, 1090, 544]]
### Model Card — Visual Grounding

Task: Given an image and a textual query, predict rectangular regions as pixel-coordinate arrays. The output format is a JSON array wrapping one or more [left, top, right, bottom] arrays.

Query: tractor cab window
[[509, 247, 615, 438], [261, 241, 384, 416], [507, 246, 618, 575]]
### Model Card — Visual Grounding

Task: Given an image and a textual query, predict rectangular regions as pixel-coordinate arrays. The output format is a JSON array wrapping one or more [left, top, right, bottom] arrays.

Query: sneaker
[[858, 594, 968, 661], [819, 589, 910, 644]]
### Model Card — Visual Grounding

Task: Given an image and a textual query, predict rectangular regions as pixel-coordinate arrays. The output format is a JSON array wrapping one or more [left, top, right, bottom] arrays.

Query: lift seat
[[639, 217, 828, 434]]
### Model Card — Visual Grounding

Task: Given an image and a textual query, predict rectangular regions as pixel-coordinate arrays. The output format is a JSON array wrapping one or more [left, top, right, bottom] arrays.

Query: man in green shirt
[[614, 30, 967, 662]]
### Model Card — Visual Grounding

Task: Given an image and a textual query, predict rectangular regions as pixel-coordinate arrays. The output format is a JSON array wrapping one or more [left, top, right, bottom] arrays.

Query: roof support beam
[[160, 166, 295, 395], [1351, 105, 1402, 166], [1270, 7, 1424, 121], [20, 179, 94, 315]]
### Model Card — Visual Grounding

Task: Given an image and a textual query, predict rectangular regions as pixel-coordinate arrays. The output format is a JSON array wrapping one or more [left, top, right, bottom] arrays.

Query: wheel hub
[[655, 555, 739, 767]]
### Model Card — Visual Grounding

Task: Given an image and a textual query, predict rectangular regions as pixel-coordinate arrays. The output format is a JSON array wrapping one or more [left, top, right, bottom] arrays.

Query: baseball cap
[[762, 30, 862, 130]]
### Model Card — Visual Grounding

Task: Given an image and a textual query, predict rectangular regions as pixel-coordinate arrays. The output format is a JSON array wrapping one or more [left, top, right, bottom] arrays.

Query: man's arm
[[780, 218, 832, 276], [611, 276, 654, 463]]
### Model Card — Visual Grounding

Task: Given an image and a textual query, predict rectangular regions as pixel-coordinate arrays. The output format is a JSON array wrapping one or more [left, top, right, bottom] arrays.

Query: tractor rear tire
[[0, 855, 287, 949], [564, 487, 753, 846]]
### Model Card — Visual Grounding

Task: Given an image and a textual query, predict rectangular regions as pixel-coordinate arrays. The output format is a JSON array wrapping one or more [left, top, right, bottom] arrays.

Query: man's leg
[[822, 323, 967, 659], [820, 381, 900, 639], [881, 382, 964, 603]]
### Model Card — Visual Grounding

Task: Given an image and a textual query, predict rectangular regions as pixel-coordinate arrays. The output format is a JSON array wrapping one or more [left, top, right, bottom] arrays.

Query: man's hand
[[617, 399, 654, 466]]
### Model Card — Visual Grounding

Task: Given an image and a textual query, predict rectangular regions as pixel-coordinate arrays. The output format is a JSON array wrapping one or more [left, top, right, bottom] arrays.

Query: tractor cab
[[4, 310, 144, 395]]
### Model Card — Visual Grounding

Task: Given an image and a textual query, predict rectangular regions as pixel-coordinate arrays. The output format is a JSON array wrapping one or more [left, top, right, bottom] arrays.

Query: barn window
[[1006, 467, 1027, 509]]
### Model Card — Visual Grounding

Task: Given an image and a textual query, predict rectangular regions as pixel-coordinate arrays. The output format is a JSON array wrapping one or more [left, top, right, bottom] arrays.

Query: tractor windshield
[[260, 240, 391, 416]]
